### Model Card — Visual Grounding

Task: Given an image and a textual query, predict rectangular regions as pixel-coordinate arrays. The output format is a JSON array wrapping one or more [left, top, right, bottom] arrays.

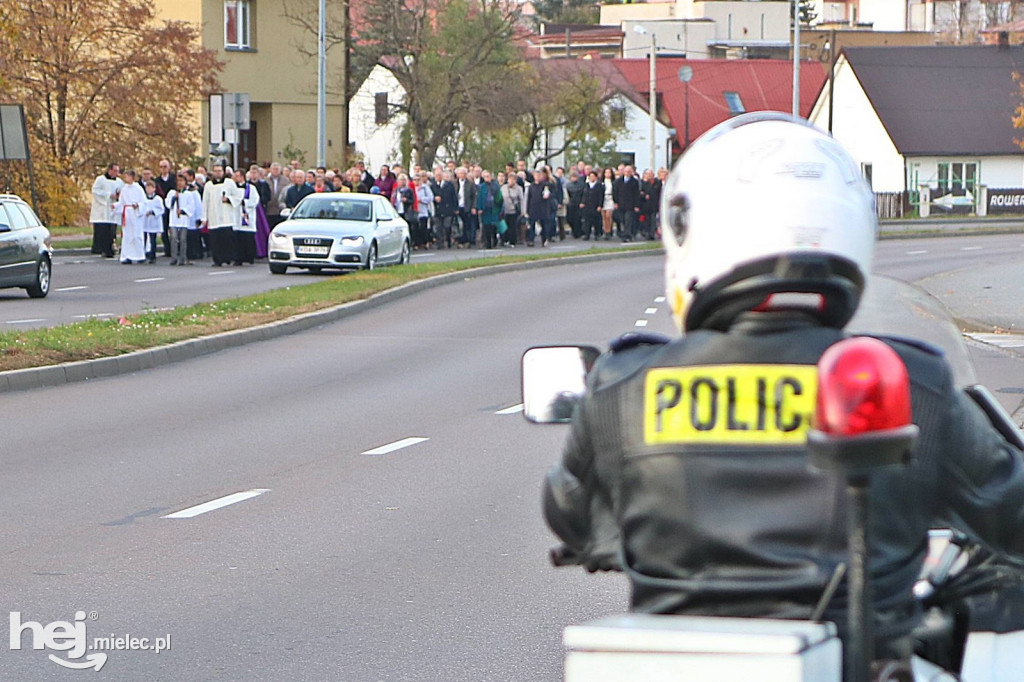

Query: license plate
[[296, 246, 330, 255]]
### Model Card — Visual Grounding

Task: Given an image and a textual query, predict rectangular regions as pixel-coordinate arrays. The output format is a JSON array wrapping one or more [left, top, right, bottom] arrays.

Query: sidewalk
[[879, 216, 1024, 236]]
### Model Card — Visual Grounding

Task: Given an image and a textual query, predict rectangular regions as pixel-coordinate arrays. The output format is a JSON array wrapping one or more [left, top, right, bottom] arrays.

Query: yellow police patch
[[644, 365, 818, 445]]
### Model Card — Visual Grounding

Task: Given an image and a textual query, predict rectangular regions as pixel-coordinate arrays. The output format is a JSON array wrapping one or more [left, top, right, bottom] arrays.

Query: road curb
[[0, 249, 657, 394]]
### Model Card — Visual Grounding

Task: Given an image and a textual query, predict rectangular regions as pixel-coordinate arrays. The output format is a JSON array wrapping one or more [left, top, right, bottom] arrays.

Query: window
[[374, 93, 389, 126], [861, 163, 873, 190], [0, 205, 11, 232], [291, 198, 372, 222], [225, 0, 251, 50], [4, 203, 29, 230], [723, 91, 745, 116], [937, 161, 978, 194], [376, 197, 399, 220], [14, 203, 40, 227], [609, 106, 627, 128]]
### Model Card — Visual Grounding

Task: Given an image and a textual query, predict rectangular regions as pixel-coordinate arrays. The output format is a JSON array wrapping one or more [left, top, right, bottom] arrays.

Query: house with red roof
[[612, 58, 825, 160], [349, 57, 824, 171]]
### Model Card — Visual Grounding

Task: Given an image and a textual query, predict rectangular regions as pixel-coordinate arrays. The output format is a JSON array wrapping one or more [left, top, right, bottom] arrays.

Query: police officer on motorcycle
[[542, 113, 1024, 671]]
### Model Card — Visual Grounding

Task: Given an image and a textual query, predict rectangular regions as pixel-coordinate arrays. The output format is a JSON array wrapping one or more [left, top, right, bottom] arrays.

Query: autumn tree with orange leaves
[[0, 0, 221, 223]]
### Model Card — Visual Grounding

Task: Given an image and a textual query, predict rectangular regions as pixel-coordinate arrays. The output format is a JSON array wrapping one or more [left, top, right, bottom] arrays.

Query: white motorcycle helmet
[[660, 112, 876, 332]]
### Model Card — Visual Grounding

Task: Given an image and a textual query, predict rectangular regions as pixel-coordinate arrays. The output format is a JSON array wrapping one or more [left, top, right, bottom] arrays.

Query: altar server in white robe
[[165, 173, 201, 265], [114, 169, 147, 263], [201, 164, 242, 266], [141, 180, 165, 264], [231, 168, 261, 265]]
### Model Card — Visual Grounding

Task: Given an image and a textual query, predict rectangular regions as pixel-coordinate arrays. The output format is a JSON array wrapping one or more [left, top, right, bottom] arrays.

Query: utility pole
[[793, 0, 801, 118], [339, 0, 350, 169], [634, 25, 657, 170], [316, 0, 327, 167]]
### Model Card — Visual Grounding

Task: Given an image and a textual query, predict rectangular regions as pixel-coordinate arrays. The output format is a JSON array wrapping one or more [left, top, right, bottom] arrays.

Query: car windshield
[[292, 197, 372, 222]]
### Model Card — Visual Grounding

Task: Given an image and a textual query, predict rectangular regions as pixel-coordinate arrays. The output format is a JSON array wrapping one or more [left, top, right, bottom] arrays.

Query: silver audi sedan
[[268, 193, 411, 274]]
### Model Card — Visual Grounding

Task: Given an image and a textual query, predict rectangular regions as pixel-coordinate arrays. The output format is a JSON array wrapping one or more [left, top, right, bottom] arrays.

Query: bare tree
[[357, 0, 523, 167]]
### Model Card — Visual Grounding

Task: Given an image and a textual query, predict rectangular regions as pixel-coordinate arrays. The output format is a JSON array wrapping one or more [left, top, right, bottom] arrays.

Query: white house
[[809, 45, 1024, 214], [349, 59, 671, 172], [349, 65, 406, 169]]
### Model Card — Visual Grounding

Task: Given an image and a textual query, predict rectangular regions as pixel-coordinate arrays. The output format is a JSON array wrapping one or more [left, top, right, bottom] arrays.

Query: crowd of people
[[89, 157, 670, 264]]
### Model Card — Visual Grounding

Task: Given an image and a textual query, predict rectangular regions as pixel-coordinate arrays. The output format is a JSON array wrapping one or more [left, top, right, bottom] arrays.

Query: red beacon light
[[807, 337, 920, 682], [809, 337, 919, 476], [816, 337, 913, 435]]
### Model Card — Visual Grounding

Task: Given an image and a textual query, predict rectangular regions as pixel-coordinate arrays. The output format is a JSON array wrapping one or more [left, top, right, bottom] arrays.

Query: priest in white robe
[[202, 164, 242, 266], [232, 168, 261, 265]]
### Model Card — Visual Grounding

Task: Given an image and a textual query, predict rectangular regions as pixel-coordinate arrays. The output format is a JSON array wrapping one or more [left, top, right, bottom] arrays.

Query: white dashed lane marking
[[207, 271, 236, 276], [495, 404, 524, 415], [635, 319, 649, 327], [906, 250, 927, 255], [962, 246, 983, 251], [362, 437, 429, 456], [644, 307, 658, 314], [55, 286, 88, 292], [134, 277, 165, 283], [163, 489, 270, 519], [5, 318, 46, 324], [654, 296, 665, 303], [73, 313, 114, 319]]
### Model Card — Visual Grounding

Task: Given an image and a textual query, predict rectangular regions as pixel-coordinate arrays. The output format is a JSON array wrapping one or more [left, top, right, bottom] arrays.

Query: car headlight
[[270, 232, 289, 243], [340, 236, 364, 247]]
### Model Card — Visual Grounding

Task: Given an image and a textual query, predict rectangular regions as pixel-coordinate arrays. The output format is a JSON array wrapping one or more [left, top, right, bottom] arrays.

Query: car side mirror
[[280, 208, 292, 218], [521, 345, 601, 423], [0, 224, 10, 233]]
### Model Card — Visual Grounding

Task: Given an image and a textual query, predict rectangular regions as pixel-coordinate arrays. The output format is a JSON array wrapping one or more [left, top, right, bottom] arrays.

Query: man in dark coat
[[612, 165, 641, 242], [525, 167, 558, 247], [580, 171, 604, 241], [433, 171, 458, 249], [285, 169, 314, 209]]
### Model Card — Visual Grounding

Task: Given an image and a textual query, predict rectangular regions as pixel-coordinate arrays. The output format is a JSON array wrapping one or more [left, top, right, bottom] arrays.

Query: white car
[[268, 193, 411, 274]]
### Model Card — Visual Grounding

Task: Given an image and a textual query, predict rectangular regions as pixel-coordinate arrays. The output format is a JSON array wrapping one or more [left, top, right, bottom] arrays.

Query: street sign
[[209, 94, 224, 144], [0, 104, 29, 160], [223, 93, 251, 131]]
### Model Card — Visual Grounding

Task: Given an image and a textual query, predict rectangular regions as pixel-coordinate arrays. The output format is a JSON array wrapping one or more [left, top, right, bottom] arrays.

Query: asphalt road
[[2, 258, 657, 681], [0, 231, 1019, 332], [4, 239, 1024, 680], [0, 239, 651, 331]]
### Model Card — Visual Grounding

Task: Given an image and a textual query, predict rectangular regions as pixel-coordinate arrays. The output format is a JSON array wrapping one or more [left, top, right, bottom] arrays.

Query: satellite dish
[[678, 66, 693, 83]]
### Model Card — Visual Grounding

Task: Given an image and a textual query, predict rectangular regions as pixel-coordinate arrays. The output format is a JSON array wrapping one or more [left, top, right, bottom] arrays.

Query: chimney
[[999, 31, 1010, 49]]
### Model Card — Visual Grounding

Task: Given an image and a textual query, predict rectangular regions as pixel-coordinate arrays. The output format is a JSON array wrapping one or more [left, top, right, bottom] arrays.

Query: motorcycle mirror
[[521, 346, 601, 424]]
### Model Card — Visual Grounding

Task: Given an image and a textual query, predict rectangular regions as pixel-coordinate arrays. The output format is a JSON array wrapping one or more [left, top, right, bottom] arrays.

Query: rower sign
[[644, 365, 817, 445]]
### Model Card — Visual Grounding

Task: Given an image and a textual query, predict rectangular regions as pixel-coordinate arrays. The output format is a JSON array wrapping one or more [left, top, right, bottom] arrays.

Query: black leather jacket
[[543, 312, 1024, 645]]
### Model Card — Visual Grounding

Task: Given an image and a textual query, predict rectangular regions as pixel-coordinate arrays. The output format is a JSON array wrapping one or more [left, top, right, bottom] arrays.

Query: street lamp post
[[635, 25, 656, 171], [792, 0, 801, 117], [316, 0, 327, 167]]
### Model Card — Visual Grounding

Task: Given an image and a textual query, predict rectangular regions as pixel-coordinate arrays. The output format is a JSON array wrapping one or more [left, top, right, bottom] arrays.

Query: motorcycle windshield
[[848, 275, 975, 387]]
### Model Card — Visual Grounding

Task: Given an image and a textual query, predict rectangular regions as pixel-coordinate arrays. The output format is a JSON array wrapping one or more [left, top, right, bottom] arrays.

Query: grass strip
[[1, 245, 658, 372]]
